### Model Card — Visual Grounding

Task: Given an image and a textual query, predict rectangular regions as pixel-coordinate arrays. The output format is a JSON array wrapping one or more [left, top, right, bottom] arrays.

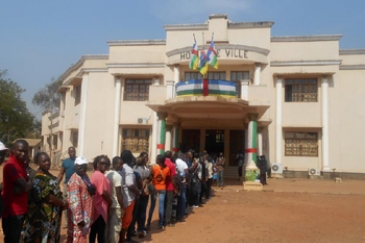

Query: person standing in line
[[2, 140, 32, 243], [119, 150, 139, 243], [205, 156, 214, 200], [198, 153, 207, 205], [146, 154, 170, 230], [57, 147, 77, 228], [105, 156, 125, 243], [90, 155, 112, 243], [20, 152, 68, 243], [133, 152, 150, 238], [0, 141, 9, 219], [236, 150, 244, 180], [175, 152, 189, 222], [216, 152, 225, 189], [67, 156, 95, 243], [164, 150, 177, 227], [258, 155, 268, 186]]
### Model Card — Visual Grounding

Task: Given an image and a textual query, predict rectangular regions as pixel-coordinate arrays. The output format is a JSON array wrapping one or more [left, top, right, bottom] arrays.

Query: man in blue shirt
[[57, 146, 76, 227]]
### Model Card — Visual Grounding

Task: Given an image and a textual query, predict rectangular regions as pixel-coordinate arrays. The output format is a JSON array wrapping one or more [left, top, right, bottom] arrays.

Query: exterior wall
[[40, 15, 365, 175]]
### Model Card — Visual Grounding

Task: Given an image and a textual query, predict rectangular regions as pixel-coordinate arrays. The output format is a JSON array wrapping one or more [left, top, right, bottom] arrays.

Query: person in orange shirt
[[146, 154, 170, 230]]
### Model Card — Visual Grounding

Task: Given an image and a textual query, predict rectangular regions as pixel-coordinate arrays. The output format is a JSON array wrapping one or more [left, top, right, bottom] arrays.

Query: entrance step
[[223, 166, 240, 179], [243, 181, 263, 191]]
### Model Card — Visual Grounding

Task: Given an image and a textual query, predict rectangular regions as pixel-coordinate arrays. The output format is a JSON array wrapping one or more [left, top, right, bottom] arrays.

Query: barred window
[[285, 79, 318, 102], [230, 71, 249, 98], [74, 85, 82, 105], [71, 130, 78, 148], [184, 72, 226, 80], [124, 79, 152, 101], [285, 131, 318, 156], [122, 129, 150, 153]]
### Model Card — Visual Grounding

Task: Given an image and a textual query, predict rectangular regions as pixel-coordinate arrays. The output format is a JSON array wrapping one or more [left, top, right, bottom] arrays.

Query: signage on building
[[180, 49, 248, 60]]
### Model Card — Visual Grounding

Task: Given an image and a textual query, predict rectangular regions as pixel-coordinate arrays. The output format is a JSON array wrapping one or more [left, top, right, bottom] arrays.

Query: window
[[230, 71, 250, 98], [285, 79, 318, 102], [124, 79, 152, 101], [53, 134, 58, 150], [71, 130, 78, 148], [184, 72, 226, 80], [74, 85, 82, 105], [122, 129, 150, 153], [285, 131, 318, 156]]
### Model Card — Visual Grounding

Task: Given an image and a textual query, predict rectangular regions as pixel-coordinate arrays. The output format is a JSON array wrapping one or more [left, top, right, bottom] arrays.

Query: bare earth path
[[1, 170, 365, 243]]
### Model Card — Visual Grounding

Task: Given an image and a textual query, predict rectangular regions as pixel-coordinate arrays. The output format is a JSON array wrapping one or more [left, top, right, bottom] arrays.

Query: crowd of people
[[0, 140, 229, 243]]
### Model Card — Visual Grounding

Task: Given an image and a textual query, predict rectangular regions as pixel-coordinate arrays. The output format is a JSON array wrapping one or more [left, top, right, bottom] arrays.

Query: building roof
[[13, 138, 41, 147]]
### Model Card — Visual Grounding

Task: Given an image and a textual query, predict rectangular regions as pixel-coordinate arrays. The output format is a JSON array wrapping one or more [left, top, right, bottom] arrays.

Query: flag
[[207, 39, 218, 69], [189, 42, 199, 70], [198, 50, 209, 75]]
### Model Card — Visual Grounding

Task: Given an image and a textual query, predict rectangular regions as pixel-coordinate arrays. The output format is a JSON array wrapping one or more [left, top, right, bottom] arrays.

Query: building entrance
[[229, 130, 245, 166], [181, 129, 200, 152], [205, 130, 224, 156]]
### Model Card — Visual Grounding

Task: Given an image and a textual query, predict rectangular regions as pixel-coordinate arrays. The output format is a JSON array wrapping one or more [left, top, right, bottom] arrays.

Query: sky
[[1, 0, 365, 119]]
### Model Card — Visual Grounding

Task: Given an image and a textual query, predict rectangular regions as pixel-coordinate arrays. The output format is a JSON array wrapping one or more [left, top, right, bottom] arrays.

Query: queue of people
[[0, 139, 224, 243]]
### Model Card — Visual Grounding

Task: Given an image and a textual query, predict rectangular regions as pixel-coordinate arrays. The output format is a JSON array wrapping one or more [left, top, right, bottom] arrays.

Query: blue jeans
[[177, 183, 186, 221], [217, 170, 224, 187], [147, 190, 166, 227]]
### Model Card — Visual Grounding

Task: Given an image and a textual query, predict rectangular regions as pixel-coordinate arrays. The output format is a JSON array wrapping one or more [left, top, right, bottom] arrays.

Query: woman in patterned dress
[[21, 152, 68, 243]]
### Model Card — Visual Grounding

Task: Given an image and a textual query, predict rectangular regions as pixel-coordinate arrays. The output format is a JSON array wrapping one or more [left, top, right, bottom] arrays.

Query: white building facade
[[41, 15, 365, 178]]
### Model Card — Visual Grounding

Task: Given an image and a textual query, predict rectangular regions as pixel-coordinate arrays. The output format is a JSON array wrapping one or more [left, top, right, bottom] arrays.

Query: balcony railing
[[176, 79, 237, 98]]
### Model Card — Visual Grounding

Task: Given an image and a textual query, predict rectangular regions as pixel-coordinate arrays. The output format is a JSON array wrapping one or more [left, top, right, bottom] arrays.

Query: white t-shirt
[[175, 158, 188, 182], [105, 170, 123, 208], [120, 164, 136, 207]]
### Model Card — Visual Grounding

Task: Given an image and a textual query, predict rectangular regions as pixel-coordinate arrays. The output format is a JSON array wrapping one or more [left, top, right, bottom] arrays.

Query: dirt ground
[[1, 169, 365, 243]]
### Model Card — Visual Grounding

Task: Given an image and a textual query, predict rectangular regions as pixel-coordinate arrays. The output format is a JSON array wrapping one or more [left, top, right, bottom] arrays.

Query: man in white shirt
[[105, 156, 124, 243], [175, 152, 189, 222]]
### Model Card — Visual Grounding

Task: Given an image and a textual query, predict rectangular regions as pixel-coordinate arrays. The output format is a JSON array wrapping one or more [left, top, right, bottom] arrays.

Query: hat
[[0, 142, 8, 151], [75, 156, 88, 165]]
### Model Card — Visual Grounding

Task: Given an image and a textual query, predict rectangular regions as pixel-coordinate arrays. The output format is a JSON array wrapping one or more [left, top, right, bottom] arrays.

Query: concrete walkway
[[219, 177, 365, 195]]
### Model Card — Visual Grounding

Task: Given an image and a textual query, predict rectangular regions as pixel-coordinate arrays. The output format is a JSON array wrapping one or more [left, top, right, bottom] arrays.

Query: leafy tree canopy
[[32, 77, 62, 113], [0, 70, 35, 146]]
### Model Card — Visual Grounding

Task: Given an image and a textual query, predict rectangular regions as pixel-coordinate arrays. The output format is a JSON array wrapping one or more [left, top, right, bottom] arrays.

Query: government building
[[41, 14, 365, 178]]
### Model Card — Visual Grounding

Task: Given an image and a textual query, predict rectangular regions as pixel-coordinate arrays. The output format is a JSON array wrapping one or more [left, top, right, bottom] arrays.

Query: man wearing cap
[[67, 156, 94, 243], [2, 140, 32, 243], [0, 141, 9, 219], [57, 146, 77, 227]]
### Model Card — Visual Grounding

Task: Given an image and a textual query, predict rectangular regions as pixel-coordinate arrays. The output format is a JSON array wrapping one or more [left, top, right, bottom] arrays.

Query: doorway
[[229, 130, 245, 166], [205, 130, 224, 156], [181, 129, 200, 152]]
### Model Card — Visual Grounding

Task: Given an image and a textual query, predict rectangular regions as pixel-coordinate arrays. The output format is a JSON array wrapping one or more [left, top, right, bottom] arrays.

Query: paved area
[[223, 177, 365, 195]]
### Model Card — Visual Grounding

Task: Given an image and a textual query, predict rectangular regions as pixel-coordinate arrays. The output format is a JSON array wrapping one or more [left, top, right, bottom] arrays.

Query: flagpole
[[202, 32, 208, 79]]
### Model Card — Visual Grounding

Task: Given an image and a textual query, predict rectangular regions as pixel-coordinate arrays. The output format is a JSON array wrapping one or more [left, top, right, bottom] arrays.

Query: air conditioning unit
[[137, 118, 147, 124], [308, 168, 321, 176], [271, 163, 283, 174]]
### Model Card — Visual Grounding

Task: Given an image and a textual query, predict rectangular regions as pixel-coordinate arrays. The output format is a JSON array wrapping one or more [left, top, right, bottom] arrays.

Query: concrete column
[[165, 125, 172, 151], [258, 129, 263, 156], [240, 80, 249, 100], [151, 112, 158, 162], [166, 80, 174, 99], [224, 129, 230, 166], [322, 76, 330, 171], [244, 114, 258, 166], [275, 76, 283, 165], [253, 63, 261, 86], [154, 77, 160, 86], [112, 76, 122, 157], [62, 87, 71, 153], [78, 73, 89, 156], [173, 65, 180, 97], [172, 123, 180, 152], [156, 112, 167, 155]]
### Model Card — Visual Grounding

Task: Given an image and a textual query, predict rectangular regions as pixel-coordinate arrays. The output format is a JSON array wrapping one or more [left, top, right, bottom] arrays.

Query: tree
[[0, 70, 35, 146], [32, 77, 62, 157]]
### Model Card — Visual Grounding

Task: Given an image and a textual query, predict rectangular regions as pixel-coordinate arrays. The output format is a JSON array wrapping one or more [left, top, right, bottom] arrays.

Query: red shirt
[[2, 154, 28, 217], [165, 158, 176, 191]]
